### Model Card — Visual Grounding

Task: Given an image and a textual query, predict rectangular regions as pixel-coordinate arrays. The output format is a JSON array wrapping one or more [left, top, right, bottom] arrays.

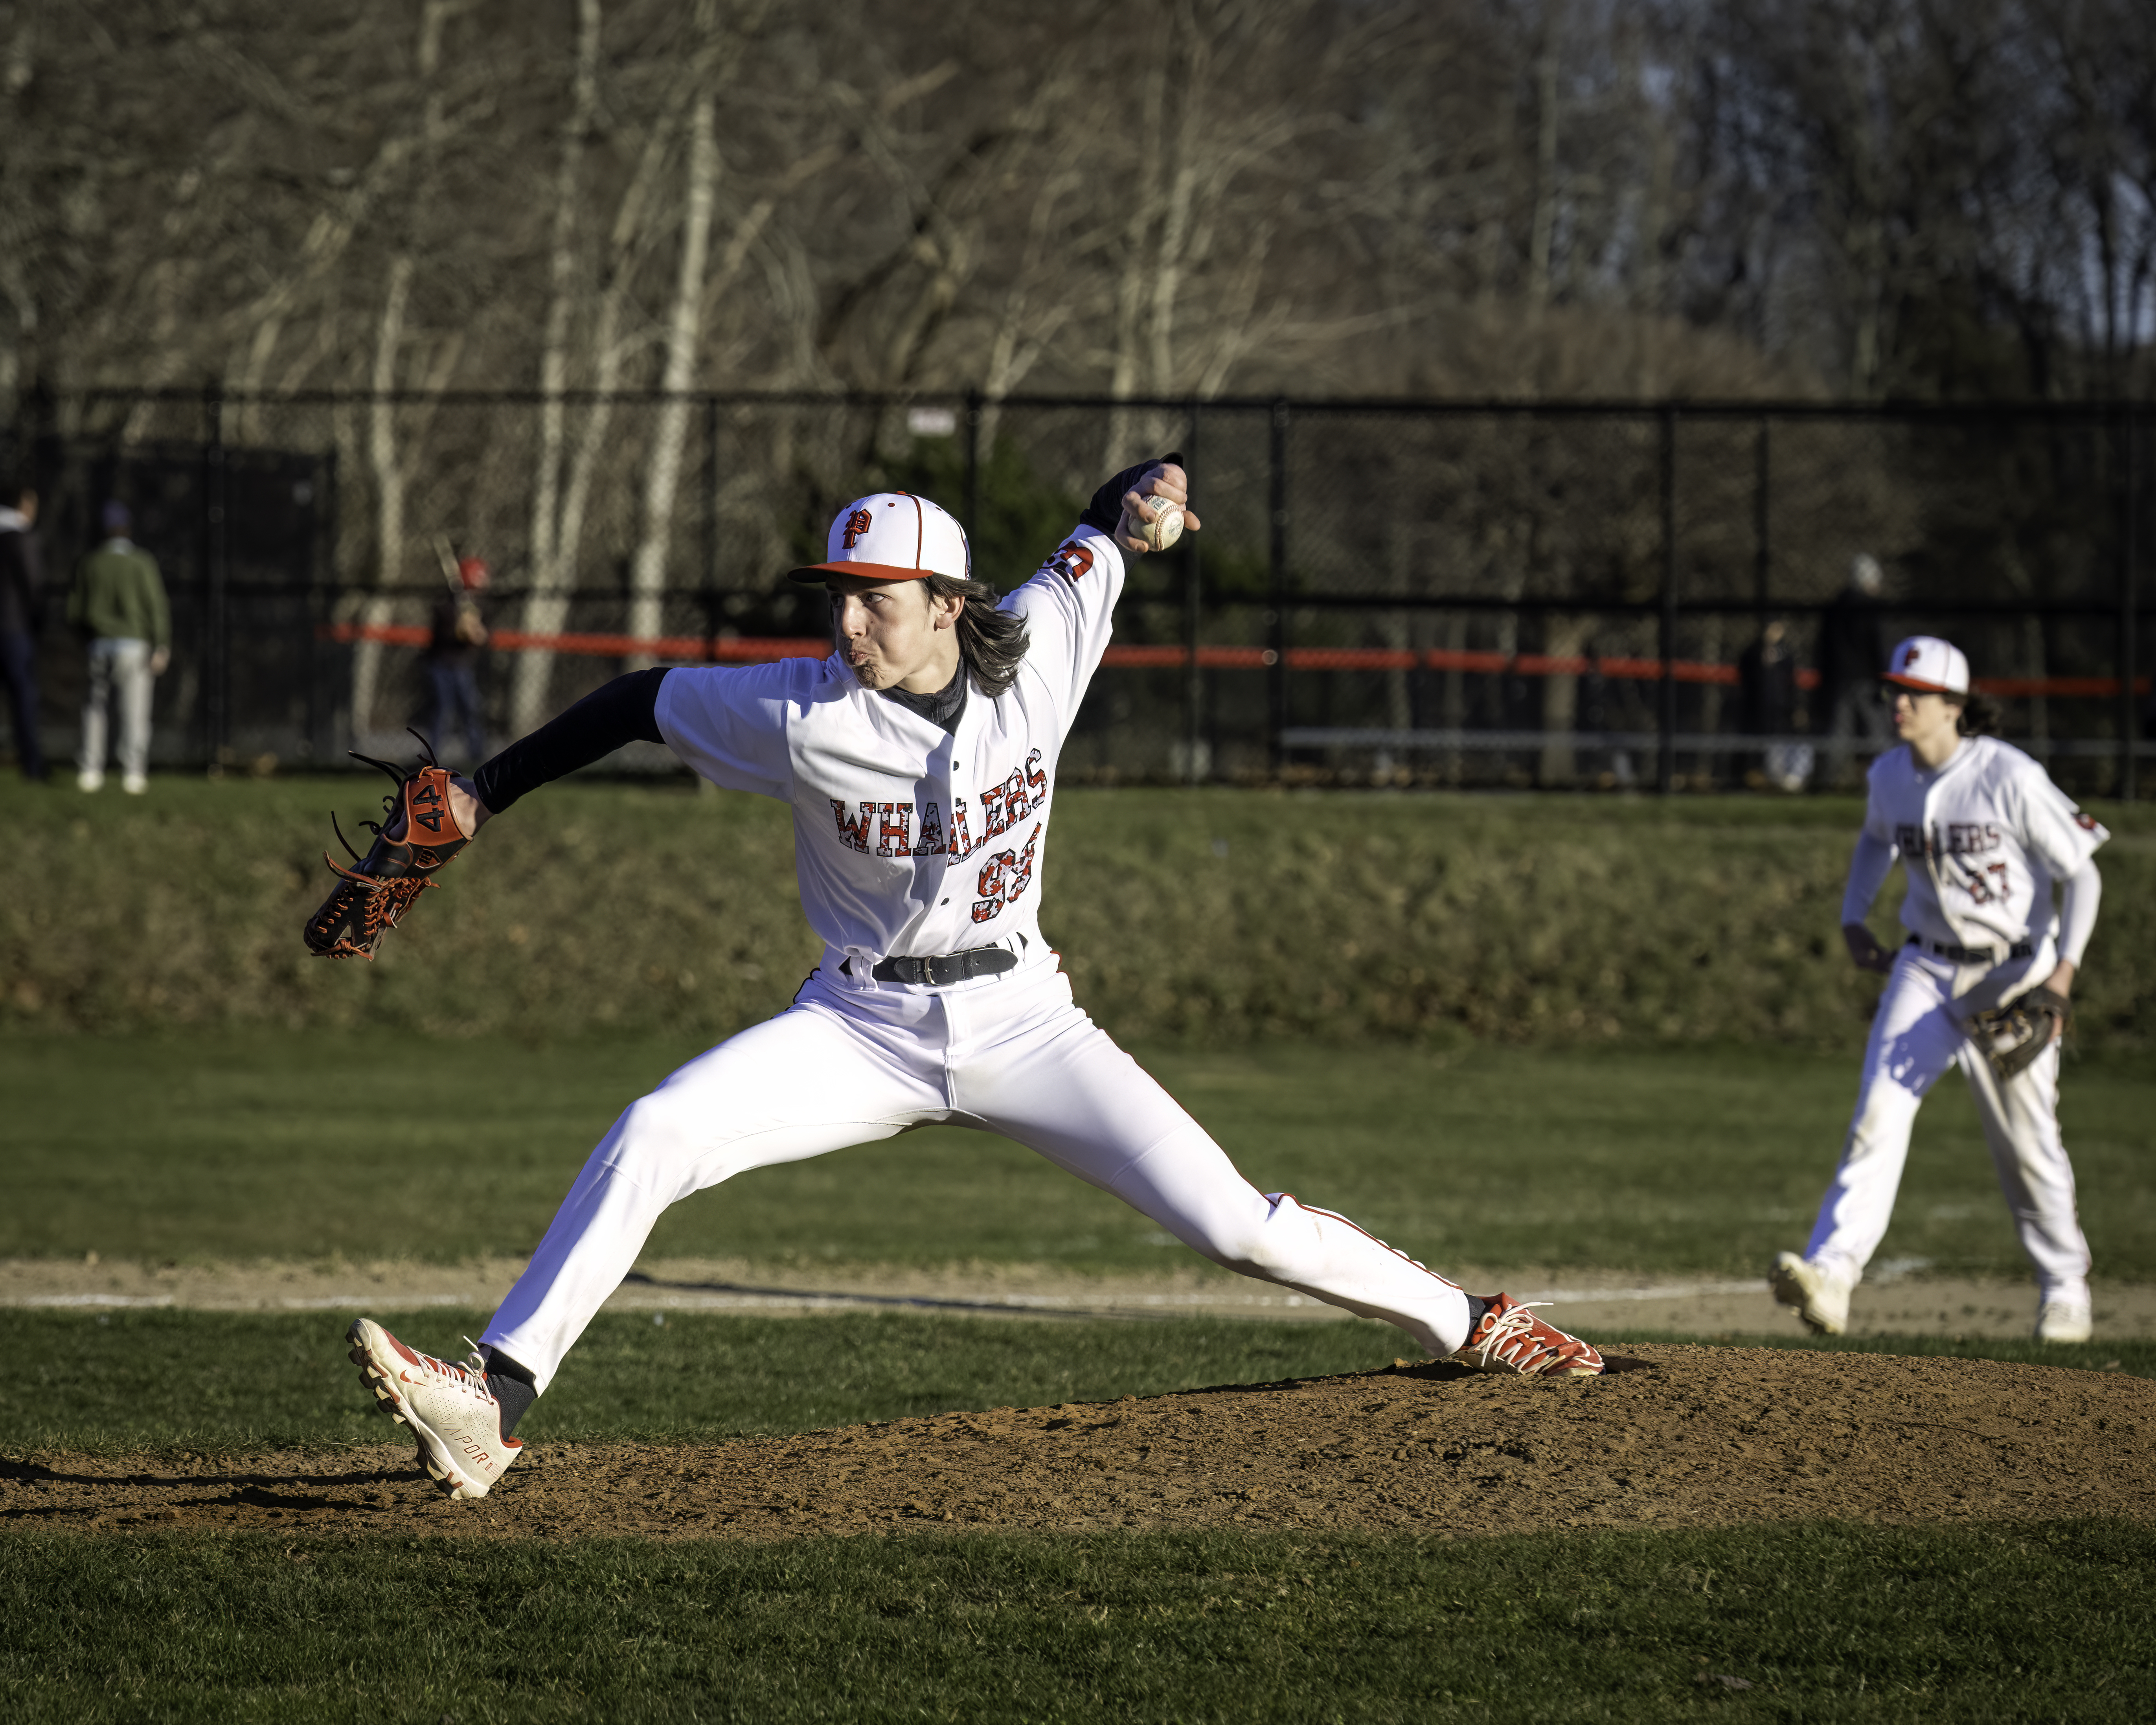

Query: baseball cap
[[789, 493, 969, 584], [100, 500, 130, 533], [1882, 635, 1970, 695]]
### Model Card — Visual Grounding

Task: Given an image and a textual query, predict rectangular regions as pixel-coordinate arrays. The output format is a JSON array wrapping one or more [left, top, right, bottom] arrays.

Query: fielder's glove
[[1967, 985, 2070, 1081], [303, 736, 476, 960]]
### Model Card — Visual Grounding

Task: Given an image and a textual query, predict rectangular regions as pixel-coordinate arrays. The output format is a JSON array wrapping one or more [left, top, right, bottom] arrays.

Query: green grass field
[[6, 1521, 2152, 1723], [5, 1032, 2151, 1279], [4, 776, 2151, 1725]]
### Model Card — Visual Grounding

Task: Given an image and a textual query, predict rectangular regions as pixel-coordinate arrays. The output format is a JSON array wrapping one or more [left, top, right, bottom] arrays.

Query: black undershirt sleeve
[[471, 666, 668, 815]]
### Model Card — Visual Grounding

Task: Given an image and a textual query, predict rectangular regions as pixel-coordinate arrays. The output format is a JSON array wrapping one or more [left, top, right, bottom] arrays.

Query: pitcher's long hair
[[926, 572, 1031, 698], [1954, 690, 2002, 736]]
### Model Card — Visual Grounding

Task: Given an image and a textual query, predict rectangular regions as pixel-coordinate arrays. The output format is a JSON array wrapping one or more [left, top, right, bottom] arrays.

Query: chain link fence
[[7, 388, 2150, 797]]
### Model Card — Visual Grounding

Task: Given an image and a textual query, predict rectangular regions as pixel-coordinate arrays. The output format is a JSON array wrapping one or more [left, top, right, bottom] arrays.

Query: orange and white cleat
[[348, 1317, 523, 1498], [1454, 1293, 1605, 1376]]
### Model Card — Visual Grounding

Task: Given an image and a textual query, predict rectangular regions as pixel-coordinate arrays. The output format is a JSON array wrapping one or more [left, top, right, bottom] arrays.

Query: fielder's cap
[[789, 492, 969, 585], [1882, 635, 1970, 696]]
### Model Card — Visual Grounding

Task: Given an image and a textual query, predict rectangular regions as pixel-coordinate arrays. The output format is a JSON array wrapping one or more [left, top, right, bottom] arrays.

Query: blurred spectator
[[68, 500, 171, 794], [0, 475, 47, 781], [1738, 618, 1811, 792], [424, 553, 490, 764], [1818, 552, 1892, 769]]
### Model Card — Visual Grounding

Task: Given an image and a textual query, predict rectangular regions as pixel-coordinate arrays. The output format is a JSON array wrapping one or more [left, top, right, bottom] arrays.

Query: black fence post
[[1658, 405, 1677, 794], [201, 379, 228, 774], [702, 393, 719, 597], [1753, 415, 1771, 622], [2125, 405, 2141, 804], [963, 388, 982, 548], [1268, 398, 1289, 775], [1183, 398, 1202, 784]]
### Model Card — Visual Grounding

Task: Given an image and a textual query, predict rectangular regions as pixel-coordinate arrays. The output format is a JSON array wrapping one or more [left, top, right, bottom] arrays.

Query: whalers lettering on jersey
[[828, 748, 1050, 861], [1891, 822, 2004, 859]]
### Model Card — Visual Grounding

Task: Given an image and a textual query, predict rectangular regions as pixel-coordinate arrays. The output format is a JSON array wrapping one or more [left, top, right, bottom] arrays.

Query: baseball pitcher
[[318, 459, 1604, 1501]]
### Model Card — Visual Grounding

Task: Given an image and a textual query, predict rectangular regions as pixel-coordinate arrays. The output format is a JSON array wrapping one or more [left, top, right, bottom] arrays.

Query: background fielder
[[1772, 635, 2107, 1344], [339, 459, 1605, 1501]]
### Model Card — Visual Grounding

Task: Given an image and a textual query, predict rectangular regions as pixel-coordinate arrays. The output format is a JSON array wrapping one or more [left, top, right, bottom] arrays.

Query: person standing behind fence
[[424, 553, 490, 765], [1818, 553, 1892, 771], [0, 476, 47, 782], [1738, 618, 1811, 792], [68, 501, 170, 795]]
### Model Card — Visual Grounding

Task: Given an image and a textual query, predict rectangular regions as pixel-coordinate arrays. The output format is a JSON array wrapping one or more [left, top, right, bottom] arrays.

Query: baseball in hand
[[1135, 497, 1185, 553]]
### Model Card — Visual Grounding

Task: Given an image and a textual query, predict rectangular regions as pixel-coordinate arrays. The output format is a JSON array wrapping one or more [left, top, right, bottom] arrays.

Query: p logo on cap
[[791, 493, 970, 584], [1882, 635, 1970, 696]]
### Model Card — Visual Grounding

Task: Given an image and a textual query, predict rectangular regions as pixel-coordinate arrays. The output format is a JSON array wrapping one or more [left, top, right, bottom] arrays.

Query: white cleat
[[2035, 1301, 2092, 1344], [1770, 1251, 1851, 1336], [347, 1317, 522, 1499]]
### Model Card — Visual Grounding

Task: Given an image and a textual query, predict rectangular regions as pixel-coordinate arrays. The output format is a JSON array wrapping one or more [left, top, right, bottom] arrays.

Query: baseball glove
[[1967, 985, 2070, 1081], [302, 735, 476, 960]]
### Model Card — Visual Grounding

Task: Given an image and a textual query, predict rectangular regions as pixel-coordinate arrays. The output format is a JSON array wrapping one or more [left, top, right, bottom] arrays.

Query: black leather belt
[[842, 946, 1018, 987], [1907, 934, 2033, 965]]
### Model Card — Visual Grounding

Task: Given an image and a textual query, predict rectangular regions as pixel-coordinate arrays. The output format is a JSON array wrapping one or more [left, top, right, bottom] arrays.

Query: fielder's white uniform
[[1804, 734, 2108, 1303], [481, 522, 1475, 1390]]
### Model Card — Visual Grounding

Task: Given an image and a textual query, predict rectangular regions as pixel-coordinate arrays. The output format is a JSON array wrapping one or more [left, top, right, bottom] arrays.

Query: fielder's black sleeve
[[1078, 451, 1184, 537], [471, 667, 667, 814]]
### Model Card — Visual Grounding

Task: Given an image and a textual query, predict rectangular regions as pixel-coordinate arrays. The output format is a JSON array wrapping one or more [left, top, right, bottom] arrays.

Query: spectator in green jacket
[[68, 500, 170, 794]]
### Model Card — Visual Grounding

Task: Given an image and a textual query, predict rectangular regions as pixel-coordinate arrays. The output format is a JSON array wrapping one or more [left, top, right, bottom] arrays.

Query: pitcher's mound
[[11, 1345, 2153, 1541]]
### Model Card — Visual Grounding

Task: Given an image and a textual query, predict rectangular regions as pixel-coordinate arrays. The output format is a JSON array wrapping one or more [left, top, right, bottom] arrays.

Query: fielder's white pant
[[483, 957, 1473, 1392], [1803, 942, 2091, 1304], [80, 637, 154, 781]]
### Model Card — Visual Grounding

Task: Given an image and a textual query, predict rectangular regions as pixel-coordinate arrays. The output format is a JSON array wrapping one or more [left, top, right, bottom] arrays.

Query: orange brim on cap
[[786, 561, 936, 584], [1880, 671, 1962, 693]]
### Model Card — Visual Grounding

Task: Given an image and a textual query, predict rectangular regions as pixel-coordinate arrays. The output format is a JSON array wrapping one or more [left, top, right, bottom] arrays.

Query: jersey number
[[972, 823, 1041, 923]]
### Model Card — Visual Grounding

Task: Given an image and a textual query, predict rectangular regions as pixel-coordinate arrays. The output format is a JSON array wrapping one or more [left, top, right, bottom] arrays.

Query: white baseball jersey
[[655, 526, 1121, 968], [1861, 736, 2108, 953]]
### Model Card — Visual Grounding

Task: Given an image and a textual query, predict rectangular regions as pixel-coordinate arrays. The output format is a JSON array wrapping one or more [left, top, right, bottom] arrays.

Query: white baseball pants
[[1803, 943, 2092, 1303], [483, 959, 1474, 1392]]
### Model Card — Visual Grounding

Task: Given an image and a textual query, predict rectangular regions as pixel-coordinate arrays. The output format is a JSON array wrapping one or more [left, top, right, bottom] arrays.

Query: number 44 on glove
[[302, 736, 477, 960], [1967, 986, 2070, 1082]]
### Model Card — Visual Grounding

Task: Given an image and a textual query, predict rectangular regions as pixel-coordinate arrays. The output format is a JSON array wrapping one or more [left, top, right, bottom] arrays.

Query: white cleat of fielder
[[1770, 1251, 1852, 1336], [2035, 1300, 2092, 1344], [348, 1317, 523, 1499]]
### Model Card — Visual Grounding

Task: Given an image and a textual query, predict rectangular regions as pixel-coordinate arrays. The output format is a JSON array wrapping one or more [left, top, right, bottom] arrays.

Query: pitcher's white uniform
[[480, 519, 1480, 1390], [1803, 734, 2108, 1304]]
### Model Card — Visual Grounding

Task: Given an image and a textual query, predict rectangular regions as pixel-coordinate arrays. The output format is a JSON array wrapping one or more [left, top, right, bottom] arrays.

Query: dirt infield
[[8, 1345, 2151, 1543]]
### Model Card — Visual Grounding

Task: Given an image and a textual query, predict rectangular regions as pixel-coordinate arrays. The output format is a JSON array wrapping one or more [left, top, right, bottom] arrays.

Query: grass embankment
[[4, 1522, 2150, 1722], [5, 775, 2150, 1048], [7, 1036, 2154, 1277]]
